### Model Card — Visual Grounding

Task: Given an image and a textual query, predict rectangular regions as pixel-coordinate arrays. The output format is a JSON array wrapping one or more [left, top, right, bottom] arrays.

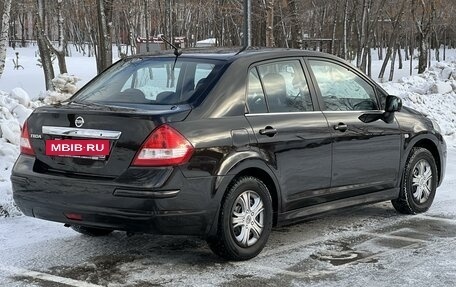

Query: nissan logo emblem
[[75, 116, 84, 128]]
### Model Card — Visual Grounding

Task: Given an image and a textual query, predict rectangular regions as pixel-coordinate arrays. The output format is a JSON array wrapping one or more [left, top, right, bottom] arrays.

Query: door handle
[[334, 123, 348, 132], [259, 126, 277, 137]]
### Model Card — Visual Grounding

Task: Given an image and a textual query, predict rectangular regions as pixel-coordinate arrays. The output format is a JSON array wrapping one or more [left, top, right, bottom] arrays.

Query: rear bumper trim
[[113, 189, 180, 198]]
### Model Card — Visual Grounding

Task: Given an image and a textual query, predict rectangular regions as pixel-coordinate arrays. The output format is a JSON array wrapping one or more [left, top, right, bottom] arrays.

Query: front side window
[[251, 60, 313, 113], [72, 58, 222, 105], [308, 60, 378, 111]]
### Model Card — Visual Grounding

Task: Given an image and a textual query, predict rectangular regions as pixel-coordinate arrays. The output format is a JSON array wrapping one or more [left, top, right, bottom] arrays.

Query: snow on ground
[[0, 45, 97, 99], [0, 150, 454, 286]]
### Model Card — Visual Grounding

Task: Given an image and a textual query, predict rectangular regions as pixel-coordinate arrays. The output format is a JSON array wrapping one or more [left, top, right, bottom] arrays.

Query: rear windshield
[[72, 57, 224, 105]]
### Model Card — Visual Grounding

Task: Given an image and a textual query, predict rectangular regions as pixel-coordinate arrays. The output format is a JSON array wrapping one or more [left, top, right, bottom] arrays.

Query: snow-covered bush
[[35, 74, 81, 105]]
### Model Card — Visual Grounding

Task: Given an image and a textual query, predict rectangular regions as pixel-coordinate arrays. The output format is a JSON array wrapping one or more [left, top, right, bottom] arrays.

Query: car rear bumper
[[12, 155, 228, 237]]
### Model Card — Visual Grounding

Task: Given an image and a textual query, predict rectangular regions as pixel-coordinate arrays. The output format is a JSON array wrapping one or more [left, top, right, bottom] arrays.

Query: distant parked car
[[12, 48, 446, 260]]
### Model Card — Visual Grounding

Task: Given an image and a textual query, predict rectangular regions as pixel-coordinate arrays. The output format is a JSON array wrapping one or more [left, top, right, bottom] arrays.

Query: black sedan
[[12, 48, 446, 260]]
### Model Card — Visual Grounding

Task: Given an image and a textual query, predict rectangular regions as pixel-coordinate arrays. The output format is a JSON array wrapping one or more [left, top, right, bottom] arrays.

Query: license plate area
[[45, 139, 111, 160]]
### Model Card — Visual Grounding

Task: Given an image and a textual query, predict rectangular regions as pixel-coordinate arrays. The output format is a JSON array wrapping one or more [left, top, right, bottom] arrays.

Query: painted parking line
[[0, 264, 103, 287], [363, 232, 428, 243], [417, 214, 456, 224], [234, 263, 335, 280]]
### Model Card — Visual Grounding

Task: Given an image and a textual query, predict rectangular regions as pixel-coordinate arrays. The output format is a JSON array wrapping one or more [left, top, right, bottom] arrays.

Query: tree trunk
[[413, 0, 435, 74], [434, 30, 440, 62], [0, 0, 12, 79], [331, 0, 339, 55], [367, 47, 372, 77], [288, 0, 299, 48], [144, 0, 150, 52], [36, 0, 55, 90], [389, 45, 397, 82], [265, 0, 274, 47], [96, 0, 113, 74], [378, 0, 407, 79], [45, 0, 67, 74], [342, 0, 349, 59], [356, 0, 368, 68], [417, 37, 428, 73]]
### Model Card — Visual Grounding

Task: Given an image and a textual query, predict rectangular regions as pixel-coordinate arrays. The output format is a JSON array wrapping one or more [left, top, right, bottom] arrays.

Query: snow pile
[[40, 74, 80, 105], [0, 75, 79, 217], [0, 88, 33, 217], [381, 61, 456, 144]]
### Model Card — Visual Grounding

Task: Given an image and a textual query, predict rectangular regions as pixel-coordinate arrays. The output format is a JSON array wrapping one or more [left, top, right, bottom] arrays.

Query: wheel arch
[[231, 167, 280, 226], [207, 158, 282, 237], [404, 135, 442, 184]]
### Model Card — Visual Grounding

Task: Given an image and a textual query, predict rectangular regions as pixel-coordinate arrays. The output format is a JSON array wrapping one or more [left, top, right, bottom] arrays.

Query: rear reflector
[[20, 121, 35, 156], [65, 213, 83, 221], [132, 125, 194, 166]]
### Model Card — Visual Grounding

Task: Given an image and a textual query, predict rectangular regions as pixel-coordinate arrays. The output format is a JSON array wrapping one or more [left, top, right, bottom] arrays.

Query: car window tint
[[257, 60, 313, 113], [73, 58, 221, 105], [194, 63, 214, 88], [309, 60, 378, 111], [247, 68, 268, 113], [121, 63, 182, 100]]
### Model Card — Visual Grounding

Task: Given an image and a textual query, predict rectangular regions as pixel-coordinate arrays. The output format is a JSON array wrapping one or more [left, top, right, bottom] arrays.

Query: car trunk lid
[[27, 102, 191, 177]]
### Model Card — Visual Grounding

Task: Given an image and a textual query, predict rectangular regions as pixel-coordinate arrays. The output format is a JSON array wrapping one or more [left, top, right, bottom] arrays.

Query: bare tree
[[412, 0, 436, 74], [3, 0, 456, 88], [265, 0, 274, 47], [378, 0, 407, 80], [36, 0, 55, 90], [0, 0, 12, 79], [45, 0, 67, 74], [96, 0, 114, 74]]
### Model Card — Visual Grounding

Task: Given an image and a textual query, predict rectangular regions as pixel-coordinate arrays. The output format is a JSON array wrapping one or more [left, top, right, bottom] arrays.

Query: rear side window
[[247, 68, 268, 113], [308, 60, 378, 111], [73, 58, 223, 105], [247, 60, 313, 113]]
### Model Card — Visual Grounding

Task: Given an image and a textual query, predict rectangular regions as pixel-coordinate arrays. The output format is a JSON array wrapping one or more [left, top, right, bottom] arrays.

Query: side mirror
[[385, 95, 402, 113], [358, 95, 403, 124], [383, 95, 402, 123]]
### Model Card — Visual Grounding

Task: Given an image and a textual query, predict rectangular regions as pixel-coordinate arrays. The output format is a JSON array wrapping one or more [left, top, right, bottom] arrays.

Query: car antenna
[[160, 34, 182, 71], [235, 45, 249, 55]]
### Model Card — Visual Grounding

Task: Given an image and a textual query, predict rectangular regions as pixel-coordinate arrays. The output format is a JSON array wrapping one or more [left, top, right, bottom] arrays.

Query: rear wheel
[[207, 176, 273, 261], [70, 225, 113, 237], [392, 147, 437, 214]]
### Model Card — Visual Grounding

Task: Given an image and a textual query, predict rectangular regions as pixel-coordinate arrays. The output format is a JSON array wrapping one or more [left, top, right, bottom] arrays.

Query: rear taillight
[[132, 125, 194, 166], [20, 121, 35, 156]]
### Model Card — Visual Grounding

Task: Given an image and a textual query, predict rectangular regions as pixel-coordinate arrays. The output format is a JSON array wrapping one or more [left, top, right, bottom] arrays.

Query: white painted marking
[[236, 264, 334, 279], [0, 264, 103, 287], [416, 214, 456, 224], [363, 232, 428, 243]]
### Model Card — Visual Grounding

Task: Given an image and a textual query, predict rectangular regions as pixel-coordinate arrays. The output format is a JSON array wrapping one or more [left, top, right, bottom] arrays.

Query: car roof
[[128, 47, 341, 63]]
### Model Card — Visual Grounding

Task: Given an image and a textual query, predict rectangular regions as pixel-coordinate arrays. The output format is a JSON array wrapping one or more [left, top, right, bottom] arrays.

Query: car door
[[245, 59, 333, 211], [306, 58, 402, 196]]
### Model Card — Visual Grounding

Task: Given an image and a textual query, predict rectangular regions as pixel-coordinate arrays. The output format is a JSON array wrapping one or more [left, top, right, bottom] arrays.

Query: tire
[[70, 225, 113, 237], [207, 176, 273, 261], [392, 147, 438, 214]]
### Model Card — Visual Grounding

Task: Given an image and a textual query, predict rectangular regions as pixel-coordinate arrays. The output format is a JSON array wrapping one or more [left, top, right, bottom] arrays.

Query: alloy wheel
[[231, 190, 265, 247], [411, 159, 433, 204]]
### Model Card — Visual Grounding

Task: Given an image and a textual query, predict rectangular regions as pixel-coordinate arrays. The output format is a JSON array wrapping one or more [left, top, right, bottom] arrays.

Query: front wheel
[[207, 176, 273, 261], [392, 147, 438, 214]]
